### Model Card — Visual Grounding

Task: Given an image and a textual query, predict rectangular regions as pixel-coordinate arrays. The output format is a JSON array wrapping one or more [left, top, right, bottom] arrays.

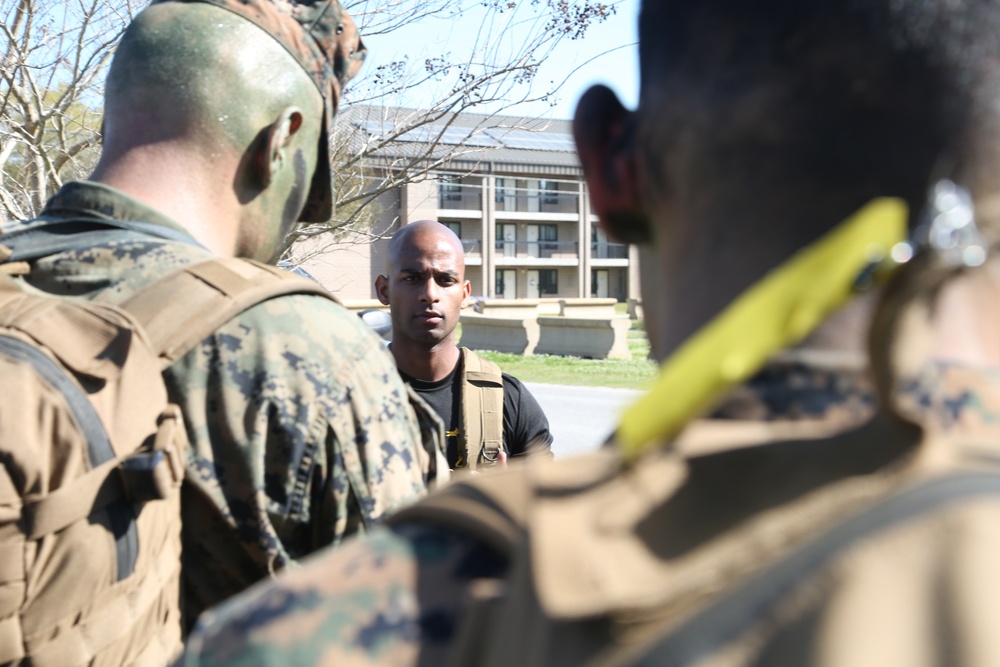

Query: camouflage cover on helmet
[[150, 0, 368, 222]]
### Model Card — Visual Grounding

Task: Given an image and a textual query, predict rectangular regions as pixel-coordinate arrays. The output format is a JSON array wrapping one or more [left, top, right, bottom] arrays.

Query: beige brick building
[[292, 108, 641, 303]]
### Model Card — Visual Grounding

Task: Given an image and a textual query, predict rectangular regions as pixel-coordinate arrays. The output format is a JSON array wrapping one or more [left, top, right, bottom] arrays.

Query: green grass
[[474, 330, 657, 390]]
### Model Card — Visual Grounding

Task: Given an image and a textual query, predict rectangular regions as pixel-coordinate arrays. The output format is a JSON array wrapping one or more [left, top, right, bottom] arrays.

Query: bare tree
[[1, 0, 144, 224], [0, 0, 619, 241], [283, 0, 621, 258]]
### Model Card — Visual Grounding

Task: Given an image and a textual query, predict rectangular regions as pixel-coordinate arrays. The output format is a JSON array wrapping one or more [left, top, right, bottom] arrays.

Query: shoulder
[[179, 523, 504, 667], [208, 293, 392, 380]]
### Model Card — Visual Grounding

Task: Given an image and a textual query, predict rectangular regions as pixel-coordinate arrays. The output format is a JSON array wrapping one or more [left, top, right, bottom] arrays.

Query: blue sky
[[354, 0, 639, 121]]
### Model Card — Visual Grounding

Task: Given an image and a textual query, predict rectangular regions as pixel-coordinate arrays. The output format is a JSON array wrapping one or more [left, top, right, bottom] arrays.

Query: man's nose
[[419, 278, 440, 302]]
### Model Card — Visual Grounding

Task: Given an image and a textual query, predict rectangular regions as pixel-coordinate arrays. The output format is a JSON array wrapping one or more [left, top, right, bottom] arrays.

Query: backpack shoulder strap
[[386, 465, 534, 558], [628, 471, 1000, 667], [120, 257, 339, 366], [459, 347, 505, 470]]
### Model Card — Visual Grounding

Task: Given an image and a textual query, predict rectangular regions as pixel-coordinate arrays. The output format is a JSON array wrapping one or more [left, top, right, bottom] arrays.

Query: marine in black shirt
[[400, 355, 553, 467], [376, 220, 554, 469]]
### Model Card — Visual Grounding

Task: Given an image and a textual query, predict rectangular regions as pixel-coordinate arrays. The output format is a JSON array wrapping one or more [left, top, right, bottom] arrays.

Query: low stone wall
[[474, 299, 541, 318], [538, 298, 562, 315], [558, 298, 618, 318], [627, 298, 644, 321], [341, 299, 388, 314], [535, 316, 632, 360], [459, 313, 540, 355]]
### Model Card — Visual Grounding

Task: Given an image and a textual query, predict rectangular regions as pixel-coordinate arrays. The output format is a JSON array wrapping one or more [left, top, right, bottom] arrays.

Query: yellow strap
[[618, 198, 909, 460]]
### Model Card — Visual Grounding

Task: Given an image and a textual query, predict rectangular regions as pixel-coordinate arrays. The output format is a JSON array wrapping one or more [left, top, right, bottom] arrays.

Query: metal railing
[[591, 242, 628, 259], [437, 184, 482, 210], [461, 239, 482, 255], [494, 240, 579, 259], [494, 188, 578, 214]]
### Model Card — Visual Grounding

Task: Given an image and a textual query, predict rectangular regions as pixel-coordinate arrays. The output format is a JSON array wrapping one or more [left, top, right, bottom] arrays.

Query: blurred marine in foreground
[[179, 0, 1000, 664]]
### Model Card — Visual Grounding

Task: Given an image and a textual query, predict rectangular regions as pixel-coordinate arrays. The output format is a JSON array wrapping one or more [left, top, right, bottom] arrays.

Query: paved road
[[524, 382, 644, 458]]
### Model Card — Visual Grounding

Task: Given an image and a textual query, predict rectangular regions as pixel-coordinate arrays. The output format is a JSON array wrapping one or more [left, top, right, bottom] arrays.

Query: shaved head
[[387, 220, 466, 275], [104, 2, 322, 156], [376, 220, 471, 377]]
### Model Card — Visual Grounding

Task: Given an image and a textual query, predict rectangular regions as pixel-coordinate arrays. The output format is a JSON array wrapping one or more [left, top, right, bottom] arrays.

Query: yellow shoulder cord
[[618, 198, 909, 461]]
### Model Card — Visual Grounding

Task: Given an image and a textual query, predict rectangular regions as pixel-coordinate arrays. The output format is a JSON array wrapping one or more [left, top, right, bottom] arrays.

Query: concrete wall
[[459, 313, 540, 355], [534, 316, 632, 360]]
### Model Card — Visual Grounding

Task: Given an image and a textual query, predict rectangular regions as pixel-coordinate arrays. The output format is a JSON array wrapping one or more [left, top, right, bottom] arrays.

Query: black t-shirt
[[400, 356, 553, 468]]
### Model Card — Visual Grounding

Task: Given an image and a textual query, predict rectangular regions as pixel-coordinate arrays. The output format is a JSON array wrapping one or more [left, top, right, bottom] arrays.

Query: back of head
[[104, 4, 319, 156], [638, 0, 1000, 235], [101, 0, 366, 223]]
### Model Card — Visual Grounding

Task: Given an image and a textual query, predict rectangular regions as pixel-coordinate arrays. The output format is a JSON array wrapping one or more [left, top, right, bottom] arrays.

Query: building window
[[441, 220, 461, 238], [539, 223, 557, 251], [538, 269, 558, 295], [540, 180, 559, 205], [439, 174, 462, 203]]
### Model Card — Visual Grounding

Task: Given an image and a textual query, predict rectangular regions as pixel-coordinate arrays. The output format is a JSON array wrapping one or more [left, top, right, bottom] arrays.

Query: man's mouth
[[416, 311, 443, 324]]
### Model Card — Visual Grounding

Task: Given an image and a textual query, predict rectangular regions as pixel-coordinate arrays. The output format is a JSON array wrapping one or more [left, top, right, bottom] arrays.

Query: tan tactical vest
[[458, 347, 505, 471], [0, 257, 335, 667]]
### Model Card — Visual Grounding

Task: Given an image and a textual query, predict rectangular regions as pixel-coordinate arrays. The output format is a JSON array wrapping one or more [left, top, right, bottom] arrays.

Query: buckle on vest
[[482, 440, 503, 462], [120, 405, 187, 502]]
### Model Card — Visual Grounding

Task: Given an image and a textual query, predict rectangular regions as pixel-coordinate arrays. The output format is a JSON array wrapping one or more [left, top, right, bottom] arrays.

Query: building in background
[[292, 107, 640, 302]]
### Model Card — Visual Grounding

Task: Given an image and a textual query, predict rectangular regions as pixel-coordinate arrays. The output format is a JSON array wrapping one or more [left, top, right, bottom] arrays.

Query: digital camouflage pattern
[[175, 353, 1000, 667], [149, 0, 366, 222], [8, 181, 435, 629], [153, 0, 366, 108], [708, 351, 875, 425]]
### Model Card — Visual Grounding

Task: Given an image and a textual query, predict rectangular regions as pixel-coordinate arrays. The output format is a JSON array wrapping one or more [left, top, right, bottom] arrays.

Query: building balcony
[[591, 242, 629, 259], [494, 190, 579, 215], [437, 186, 483, 211], [493, 240, 579, 266]]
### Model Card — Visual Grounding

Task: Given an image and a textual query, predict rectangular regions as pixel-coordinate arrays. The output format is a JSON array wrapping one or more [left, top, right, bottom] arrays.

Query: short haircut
[[637, 0, 1000, 220]]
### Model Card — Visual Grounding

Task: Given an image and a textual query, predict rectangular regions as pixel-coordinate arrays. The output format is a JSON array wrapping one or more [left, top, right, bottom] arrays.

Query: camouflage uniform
[[174, 349, 1000, 667], [9, 180, 436, 627]]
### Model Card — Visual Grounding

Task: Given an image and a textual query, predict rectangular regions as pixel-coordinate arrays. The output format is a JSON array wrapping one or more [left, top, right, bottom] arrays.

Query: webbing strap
[[459, 348, 504, 471], [21, 458, 125, 540], [0, 614, 24, 663], [25, 533, 182, 667], [120, 257, 339, 367], [630, 472, 1000, 667], [0, 541, 23, 584], [387, 483, 521, 558]]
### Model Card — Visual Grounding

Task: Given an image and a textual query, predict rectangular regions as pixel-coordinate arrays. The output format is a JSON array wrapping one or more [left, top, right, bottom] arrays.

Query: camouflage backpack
[[0, 249, 334, 667]]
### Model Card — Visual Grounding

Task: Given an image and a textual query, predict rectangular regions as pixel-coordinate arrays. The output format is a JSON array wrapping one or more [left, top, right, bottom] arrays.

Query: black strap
[[632, 472, 1000, 667], [0, 219, 203, 262], [0, 334, 138, 580]]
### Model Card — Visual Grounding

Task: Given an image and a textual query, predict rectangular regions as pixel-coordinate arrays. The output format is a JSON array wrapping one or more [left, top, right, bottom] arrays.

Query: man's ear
[[375, 274, 390, 305], [255, 106, 304, 189], [461, 279, 472, 309], [573, 85, 651, 244]]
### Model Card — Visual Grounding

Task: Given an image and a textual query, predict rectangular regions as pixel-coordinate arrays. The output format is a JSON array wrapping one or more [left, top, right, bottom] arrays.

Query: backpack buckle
[[481, 440, 503, 463], [120, 405, 187, 502]]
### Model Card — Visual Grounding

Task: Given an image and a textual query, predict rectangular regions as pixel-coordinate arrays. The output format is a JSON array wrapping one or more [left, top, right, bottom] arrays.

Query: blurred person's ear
[[573, 85, 650, 244], [375, 274, 390, 305]]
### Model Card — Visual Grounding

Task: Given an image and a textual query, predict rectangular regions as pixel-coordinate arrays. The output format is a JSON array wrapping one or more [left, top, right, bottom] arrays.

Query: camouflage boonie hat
[[151, 0, 367, 222]]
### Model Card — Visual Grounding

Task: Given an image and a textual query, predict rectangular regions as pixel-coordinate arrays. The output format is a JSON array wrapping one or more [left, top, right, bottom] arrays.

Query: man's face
[[377, 232, 471, 348]]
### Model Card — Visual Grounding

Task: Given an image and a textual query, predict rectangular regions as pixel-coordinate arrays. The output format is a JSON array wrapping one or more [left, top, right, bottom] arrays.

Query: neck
[[89, 140, 241, 256], [391, 337, 461, 382], [929, 264, 1000, 367]]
